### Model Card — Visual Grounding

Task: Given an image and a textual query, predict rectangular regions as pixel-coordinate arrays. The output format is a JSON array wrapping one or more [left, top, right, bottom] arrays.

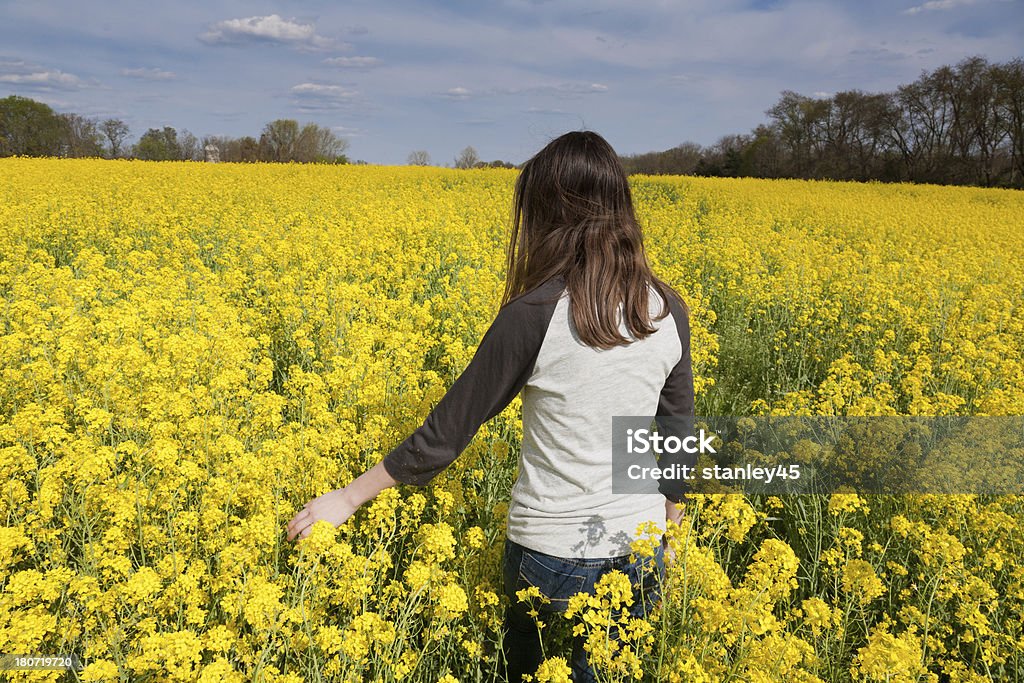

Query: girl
[[287, 130, 695, 682]]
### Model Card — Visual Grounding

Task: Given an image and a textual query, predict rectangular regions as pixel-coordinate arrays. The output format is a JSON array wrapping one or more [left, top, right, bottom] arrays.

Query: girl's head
[[502, 130, 683, 349]]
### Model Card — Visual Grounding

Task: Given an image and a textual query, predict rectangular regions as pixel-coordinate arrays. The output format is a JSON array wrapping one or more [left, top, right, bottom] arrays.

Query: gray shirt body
[[382, 273, 695, 558]]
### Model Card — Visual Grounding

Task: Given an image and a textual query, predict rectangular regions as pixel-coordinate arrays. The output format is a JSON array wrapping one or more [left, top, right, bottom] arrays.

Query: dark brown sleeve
[[655, 292, 696, 503], [381, 278, 562, 487]]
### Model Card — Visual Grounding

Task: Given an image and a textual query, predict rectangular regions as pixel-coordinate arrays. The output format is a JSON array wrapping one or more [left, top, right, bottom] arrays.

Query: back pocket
[[517, 549, 590, 608]]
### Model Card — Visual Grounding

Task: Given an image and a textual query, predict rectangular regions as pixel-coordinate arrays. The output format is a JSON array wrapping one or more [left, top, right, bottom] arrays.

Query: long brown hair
[[500, 130, 687, 349]]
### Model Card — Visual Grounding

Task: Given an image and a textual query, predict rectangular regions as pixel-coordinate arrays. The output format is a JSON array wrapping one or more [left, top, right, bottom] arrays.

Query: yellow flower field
[[1, 157, 1023, 681]]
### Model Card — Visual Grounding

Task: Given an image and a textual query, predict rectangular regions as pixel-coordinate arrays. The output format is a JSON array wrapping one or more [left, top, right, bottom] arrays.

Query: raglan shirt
[[381, 273, 696, 558]]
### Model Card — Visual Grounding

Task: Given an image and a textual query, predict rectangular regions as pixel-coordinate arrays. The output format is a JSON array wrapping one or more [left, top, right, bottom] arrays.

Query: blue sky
[[1, 0, 1021, 165]]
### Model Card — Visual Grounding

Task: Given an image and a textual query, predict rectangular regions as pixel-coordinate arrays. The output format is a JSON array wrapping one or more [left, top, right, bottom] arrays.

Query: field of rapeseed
[[1, 157, 1023, 682]]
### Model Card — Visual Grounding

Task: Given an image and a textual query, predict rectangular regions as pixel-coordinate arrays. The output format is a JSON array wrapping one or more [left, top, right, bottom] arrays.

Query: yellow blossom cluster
[[1, 158, 1022, 681]]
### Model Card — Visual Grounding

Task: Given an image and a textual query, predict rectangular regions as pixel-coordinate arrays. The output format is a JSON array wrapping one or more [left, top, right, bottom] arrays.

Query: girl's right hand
[[286, 487, 359, 541]]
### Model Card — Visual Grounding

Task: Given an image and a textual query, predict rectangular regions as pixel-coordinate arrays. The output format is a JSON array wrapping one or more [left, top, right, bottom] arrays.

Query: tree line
[[405, 146, 516, 169], [3, 54, 1022, 186], [620, 55, 1024, 188], [0, 95, 349, 163]]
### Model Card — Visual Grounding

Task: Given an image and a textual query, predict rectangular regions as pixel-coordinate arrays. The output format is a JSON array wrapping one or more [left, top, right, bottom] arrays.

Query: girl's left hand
[[286, 488, 358, 541]]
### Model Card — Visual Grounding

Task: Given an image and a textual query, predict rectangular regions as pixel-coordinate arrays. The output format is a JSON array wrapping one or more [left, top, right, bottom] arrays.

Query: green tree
[[0, 95, 64, 156], [134, 127, 180, 160]]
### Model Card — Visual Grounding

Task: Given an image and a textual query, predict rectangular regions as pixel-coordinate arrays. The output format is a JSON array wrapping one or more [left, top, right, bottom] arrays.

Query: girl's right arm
[[654, 290, 695, 508], [656, 290, 694, 564]]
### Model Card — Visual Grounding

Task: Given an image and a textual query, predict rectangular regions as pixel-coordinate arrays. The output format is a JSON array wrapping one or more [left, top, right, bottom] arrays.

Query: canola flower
[[1, 158, 1023, 681]]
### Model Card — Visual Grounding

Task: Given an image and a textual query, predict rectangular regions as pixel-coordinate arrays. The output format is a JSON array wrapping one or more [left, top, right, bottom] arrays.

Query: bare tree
[[619, 141, 703, 175], [238, 136, 259, 162], [407, 150, 431, 165], [766, 90, 830, 177], [744, 125, 784, 178], [58, 113, 104, 157], [897, 70, 957, 183], [454, 145, 480, 169], [816, 90, 894, 181], [101, 118, 129, 158], [260, 119, 300, 162], [315, 125, 348, 162], [295, 123, 348, 162], [952, 56, 1006, 186], [994, 57, 1024, 185], [178, 129, 201, 161], [258, 119, 346, 162]]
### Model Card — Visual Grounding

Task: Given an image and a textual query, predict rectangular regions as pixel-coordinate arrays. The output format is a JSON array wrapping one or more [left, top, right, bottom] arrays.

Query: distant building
[[204, 144, 220, 163]]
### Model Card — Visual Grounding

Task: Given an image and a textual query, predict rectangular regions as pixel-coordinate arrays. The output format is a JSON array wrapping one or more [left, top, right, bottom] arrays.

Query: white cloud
[[905, 0, 975, 13], [519, 82, 609, 97], [904, 0, 1015, 13], [288, 81, 377, 116], [323, 56, 381, 68], [120, 67, 176, 81], [440, 82, 608, 100], [291, 83, 359, 98], [331, 125, 364, 136], [665, 73, 709, 85], [0, 70, 80, 86], [444, 86, 472, 99], [0, 59, 83, 89], [199, 14, 340, 50], [524, 106, 573, 115]]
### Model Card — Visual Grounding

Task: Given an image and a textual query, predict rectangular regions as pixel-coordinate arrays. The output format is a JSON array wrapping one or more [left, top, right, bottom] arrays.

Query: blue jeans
[[498, 538, 666, 683]]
